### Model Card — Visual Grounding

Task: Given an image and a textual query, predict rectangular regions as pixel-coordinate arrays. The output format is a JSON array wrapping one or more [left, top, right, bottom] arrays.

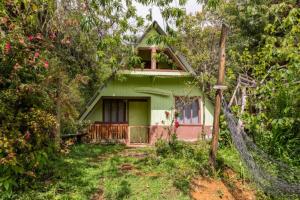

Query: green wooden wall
[[85, 75, 214, 126]]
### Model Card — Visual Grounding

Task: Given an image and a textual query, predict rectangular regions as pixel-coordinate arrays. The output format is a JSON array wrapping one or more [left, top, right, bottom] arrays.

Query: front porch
[[85, 97, 150, 144], [82, 88, 214, 145], [87, 123, 150, 145]]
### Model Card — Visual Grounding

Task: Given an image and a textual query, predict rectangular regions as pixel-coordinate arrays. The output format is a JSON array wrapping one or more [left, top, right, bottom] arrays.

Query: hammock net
[[222, 99, 300, 196]]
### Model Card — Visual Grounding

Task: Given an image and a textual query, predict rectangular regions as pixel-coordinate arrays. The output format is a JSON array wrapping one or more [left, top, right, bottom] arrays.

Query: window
[[175, 97, 200, 124], [103, 100, 127, 123], [156, 50, 179, 70], [135, 47, 183, 70], [136, 49, 151, 69]]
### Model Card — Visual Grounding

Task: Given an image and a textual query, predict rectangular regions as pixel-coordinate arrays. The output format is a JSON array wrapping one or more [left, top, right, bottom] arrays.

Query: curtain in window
[[175, 97, 200, 125], [103, 100, 127, 123], [191, 100, 199, 124]]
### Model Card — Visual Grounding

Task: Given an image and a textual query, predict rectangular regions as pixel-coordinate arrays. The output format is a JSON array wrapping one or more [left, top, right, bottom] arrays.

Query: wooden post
[[237, 87, 247, 133], [209, 24, 228, 169], [151, 46, 157, 69]]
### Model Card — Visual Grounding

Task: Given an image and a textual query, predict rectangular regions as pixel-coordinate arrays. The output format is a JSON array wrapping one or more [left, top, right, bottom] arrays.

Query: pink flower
[[24, 131, 31, 141], [28, 35, 34, 41], [34, 52, 40, 58], [4, 42, 11, 53], [44, 60, 49, 69], [174, 120, 180, 129]]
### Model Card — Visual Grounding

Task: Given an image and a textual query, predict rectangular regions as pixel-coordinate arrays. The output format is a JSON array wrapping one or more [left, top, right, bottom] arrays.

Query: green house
[[79, 21, 214, 145]]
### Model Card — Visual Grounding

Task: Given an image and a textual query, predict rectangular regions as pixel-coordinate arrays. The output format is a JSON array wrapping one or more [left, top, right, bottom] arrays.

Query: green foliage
[[181, 0, 300, 168], [155, 136, 211, 176], [14, 143, 259, 200], [12, 144, 125, 200], [219, 115, 232, 148], [0, 0, 197, 197], [224, 0, 300, 166], [0, 0, 155, 196]]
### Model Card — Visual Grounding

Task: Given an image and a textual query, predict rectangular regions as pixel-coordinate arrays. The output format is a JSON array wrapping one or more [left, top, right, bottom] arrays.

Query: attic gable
[[137, 26, 165, 48], [132, 21, 195, 75]]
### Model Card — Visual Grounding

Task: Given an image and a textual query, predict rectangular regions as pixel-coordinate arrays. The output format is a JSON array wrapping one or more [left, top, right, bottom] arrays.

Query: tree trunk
[[209, 24, 228, 169]]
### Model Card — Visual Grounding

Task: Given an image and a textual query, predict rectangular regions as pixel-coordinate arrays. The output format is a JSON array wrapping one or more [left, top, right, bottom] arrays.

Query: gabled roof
[[79, 21, 196, 121], [136, 21, 195, 75], [136, 21, 166, 45]]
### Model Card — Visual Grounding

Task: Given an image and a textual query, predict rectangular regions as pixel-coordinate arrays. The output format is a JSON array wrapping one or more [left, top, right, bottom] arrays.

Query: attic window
[[156, 49, 179, 70], [135, 47, 184, 71], [136, 49, 151, 69]]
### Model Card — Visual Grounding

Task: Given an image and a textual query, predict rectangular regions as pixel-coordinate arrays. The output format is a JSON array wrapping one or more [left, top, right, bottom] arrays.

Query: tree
[[199, 0, 300, 166]]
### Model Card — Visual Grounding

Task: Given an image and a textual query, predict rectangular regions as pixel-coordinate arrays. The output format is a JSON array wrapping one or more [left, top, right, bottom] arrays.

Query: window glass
[[192, 100, 199, 124], [184, 103, 192, 124], [104, 101, 111, 122], [118, 101, 125, 122], [103, 100, 127, 123], [111, 101, 118, 122], [175, 97, 200, 125]]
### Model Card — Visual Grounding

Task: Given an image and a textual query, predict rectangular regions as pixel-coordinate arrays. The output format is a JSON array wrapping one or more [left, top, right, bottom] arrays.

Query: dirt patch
[[190, 177, 235, 200], [190, 169, 256, 200], [119, 163, 135, 172], [222, 168, 256, 200]]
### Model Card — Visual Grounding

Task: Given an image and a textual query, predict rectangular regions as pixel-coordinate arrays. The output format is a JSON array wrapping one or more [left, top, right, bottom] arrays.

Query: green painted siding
[[84, 75, 214, 126], [86, 100, 102, 122]]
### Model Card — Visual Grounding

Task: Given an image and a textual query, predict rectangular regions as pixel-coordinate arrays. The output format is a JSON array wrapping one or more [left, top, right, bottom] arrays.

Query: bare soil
[[190, 169, 256, 200], [190, 177, 235, 200]]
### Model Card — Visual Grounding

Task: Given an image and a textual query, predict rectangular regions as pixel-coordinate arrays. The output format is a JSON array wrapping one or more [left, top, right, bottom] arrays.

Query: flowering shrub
[[0, 1, 82, 197]]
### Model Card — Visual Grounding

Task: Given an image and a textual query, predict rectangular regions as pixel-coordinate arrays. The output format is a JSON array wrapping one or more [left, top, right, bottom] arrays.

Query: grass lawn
[[14, 143, 202, 200]]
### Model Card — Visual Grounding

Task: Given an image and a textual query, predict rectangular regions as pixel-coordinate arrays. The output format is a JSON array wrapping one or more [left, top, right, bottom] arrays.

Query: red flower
[[4, 42, 11, 54], [28, 35, 34, 41], [34, 52, 40, 58], [44, 60, 49, 69], [174, 120, 180, 129], [24, 131, 31, 141]]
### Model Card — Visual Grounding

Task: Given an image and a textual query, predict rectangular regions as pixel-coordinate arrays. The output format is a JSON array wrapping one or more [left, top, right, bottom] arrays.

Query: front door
[[129, 100, 149, 143]]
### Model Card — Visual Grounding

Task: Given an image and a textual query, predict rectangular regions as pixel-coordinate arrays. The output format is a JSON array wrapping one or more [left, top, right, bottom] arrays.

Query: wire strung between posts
[[221, 99, 300, 196]]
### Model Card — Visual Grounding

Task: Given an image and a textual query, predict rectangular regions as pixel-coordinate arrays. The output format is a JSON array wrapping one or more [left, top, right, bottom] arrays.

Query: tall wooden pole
[[209, 24, 228, 169]]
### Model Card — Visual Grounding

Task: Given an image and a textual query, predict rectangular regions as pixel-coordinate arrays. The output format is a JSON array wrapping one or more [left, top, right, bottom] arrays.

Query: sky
[[134, 0, 202, 30]]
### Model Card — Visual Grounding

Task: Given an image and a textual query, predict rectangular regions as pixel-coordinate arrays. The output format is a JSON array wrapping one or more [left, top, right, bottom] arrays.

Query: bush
[[0, 109, 57, 199], [155, 139, 170, 157]]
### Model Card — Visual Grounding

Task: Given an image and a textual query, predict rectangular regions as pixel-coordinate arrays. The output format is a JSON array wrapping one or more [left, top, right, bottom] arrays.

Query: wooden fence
[[87, 123, 128, 143]]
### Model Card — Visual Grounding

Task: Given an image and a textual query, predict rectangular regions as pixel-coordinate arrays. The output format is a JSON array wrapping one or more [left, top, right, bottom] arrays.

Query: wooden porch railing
[[87, 123, 128, 142]]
